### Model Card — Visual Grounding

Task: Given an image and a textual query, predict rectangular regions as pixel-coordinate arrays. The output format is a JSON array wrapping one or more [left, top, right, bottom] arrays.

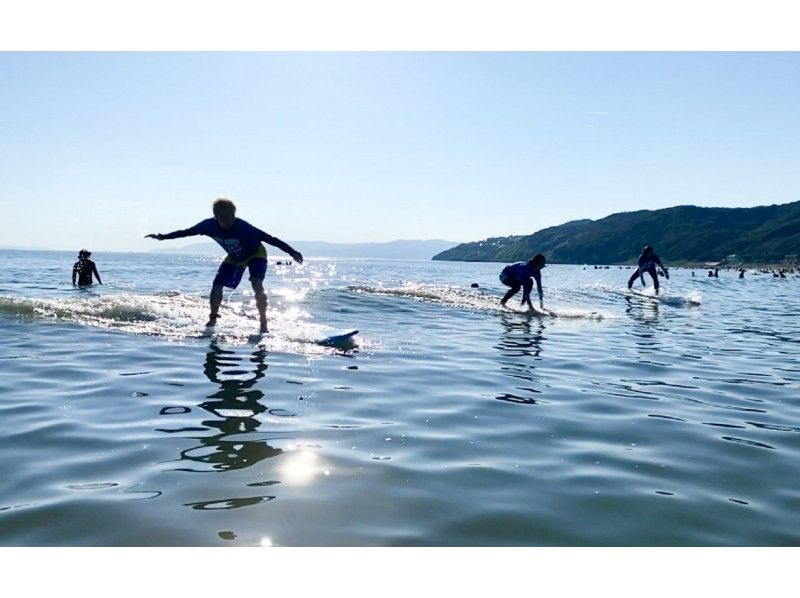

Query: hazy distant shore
[[2, 247, 796, 270]]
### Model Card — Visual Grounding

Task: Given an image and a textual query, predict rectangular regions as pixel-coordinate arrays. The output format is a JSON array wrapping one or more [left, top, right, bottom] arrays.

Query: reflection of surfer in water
[[72, 249, 102, 286], [494, 313, 546, 404], [627, 245, 669, 294], [146, 198, 303, 333], [171, 342, 282, 473], [499, 254, 546, 311]]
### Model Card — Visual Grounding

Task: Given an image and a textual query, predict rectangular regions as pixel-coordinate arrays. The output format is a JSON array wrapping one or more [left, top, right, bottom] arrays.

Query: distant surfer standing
[[627, 245, 669, 294], [499, 254, 546, 311], [146, 198, 304, 334], [72, 249, 102, 286]]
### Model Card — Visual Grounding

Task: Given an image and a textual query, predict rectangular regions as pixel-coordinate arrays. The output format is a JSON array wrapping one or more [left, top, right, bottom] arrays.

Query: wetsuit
[[627, 251, 668, 291], [499, 261, 543, 305], [159, 218, 295, 289], [72, 258, 101, 286]]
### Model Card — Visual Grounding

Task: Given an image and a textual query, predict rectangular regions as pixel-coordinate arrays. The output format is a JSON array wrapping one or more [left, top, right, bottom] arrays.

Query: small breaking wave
[[347, 284, 609, 320], [585, 282, 702, 306], [0, 293, 361, 353]]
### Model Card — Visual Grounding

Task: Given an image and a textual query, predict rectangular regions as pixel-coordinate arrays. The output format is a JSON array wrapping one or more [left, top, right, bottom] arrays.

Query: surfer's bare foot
[[259, 319, 268, 334], [205, 313, 218, 327]]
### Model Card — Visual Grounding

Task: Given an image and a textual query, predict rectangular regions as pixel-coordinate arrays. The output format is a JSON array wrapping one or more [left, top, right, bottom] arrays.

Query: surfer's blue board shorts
[[499, 271, 530, 290], [213, 245, 267, 289], [499, 271, 533, 299]]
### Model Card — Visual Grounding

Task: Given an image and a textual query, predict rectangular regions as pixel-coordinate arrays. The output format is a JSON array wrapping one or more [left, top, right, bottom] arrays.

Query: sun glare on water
[[280, 448, 323, 486]]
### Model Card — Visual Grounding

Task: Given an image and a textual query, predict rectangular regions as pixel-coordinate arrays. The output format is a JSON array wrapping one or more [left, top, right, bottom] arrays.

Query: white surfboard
[[316, 329, 359, 348], [629, 289, 700, 306]]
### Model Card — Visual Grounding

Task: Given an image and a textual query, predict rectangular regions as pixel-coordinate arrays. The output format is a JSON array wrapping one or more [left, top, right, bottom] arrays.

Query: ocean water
[[1, 249, 799, 546]]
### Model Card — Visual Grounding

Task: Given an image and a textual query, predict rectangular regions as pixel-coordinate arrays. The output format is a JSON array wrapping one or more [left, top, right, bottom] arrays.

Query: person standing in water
[[72, 250, 102, 286], [146, 198, 303, 333], [499, 253, 546, 311], [628, 245, 669, 294]]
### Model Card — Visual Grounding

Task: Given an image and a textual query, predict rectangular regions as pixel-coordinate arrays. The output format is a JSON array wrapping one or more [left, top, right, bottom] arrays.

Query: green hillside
[[432, 202, 800, 264]]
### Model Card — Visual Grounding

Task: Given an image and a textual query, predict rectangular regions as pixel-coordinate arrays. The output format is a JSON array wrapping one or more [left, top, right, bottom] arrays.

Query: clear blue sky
[[1, 52, 798, 251]]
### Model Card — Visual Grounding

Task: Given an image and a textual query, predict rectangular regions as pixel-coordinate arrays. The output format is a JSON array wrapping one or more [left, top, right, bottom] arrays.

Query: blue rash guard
[[499, 261, 543, 301], [169, 218, 271, 263], [159, 218, 298, 289], [638, 252, 665, 273]]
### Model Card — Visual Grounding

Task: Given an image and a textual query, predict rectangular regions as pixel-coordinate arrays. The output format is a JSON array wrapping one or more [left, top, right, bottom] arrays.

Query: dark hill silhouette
[[432, 202, 800, 264]]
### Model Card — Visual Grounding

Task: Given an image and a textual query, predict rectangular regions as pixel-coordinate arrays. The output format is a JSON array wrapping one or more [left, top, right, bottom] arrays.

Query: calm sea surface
[[1, 249, 799, 546]]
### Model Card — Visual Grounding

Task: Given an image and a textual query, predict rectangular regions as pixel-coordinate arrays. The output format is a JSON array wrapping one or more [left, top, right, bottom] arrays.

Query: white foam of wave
[[579, 282, 702, 307], [629, 287, 702, 306], [348, 284, 610, 320], [0, 293, 361, 353]]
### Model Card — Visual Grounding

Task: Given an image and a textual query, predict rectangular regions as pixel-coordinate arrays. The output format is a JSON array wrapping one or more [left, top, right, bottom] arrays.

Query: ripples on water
[[0, 250, 799, 545]]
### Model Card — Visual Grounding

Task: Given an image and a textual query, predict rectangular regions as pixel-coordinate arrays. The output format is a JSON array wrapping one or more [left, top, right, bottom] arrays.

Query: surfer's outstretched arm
[[92, 263, 102, 285], [145, 225, 201, 241], [259, 231, 304, 264], [656, 256, 669, 279]]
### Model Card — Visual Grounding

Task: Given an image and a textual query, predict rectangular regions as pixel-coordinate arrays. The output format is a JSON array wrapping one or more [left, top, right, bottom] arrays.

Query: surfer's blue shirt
[[503, 262, 532, 280], [161, 218, 280, 262], [500, 261, 543, 300], [638, 252, 665, 271]]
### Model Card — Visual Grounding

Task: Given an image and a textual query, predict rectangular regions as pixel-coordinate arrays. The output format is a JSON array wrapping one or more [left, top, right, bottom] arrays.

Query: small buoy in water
[[470, 283, 479, 288]]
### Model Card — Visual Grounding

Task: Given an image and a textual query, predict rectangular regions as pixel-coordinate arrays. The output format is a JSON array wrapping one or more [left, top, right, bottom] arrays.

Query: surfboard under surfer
[[627, 245, 669, 294], [499, 253, 546, 311], [146, 197, 303, 334]]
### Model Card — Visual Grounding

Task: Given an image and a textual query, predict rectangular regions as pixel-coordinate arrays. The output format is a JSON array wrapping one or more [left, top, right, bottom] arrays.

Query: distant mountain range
[[0, 245, 51, 251], [154, 239, 460, 260], [432, 202, 800, 265]]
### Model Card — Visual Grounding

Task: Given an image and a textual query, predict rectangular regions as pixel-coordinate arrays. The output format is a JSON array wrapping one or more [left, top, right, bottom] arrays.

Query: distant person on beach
[[72, 250, 102, 286], [146, 198, 303, 333], [499, 253, 546, 311], [627, 245, 668, 294]]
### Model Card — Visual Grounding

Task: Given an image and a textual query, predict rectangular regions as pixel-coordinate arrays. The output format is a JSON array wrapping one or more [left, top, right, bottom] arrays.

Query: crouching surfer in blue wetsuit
[[146, 198, 303, 333], [627, 245, 669, 294], [499, 254, 546, 311]]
